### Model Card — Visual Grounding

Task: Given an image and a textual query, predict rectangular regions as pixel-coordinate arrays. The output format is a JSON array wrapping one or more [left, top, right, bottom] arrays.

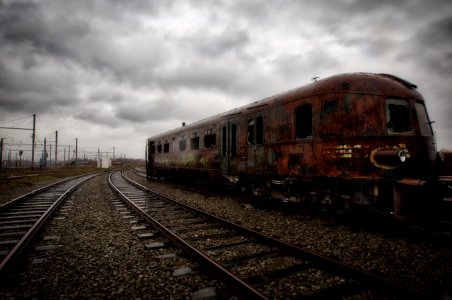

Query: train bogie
[[146, 73, 445, 219]]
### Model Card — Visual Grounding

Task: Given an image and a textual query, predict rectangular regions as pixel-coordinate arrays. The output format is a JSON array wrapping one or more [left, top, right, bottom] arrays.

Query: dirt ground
[[0, 166, 105, 205]]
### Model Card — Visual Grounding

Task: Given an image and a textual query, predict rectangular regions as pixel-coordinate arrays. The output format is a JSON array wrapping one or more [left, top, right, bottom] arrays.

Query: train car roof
[[147, 72, 423, 141]]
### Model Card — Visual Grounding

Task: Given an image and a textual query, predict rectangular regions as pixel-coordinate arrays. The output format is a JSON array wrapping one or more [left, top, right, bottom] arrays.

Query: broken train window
[[190, 132, 200, 150], [323, 99, 337, 114], [247, 119, 255, 144], [204, 129, 216, 148], [247, 115, 264, 145], [256, 115, 264, 144], [164, 140, 170, 153], [295, 104, 312, 138], [179, 135, 186, 151], [386, 99, 413, 134]]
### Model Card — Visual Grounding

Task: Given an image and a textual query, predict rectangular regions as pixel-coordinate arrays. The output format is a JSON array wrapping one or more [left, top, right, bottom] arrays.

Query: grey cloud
[[0, 1, 90, 58], [156, 59, 280, 101], [229, 0, 273, 23], [273, 50, 340, 80], [405, 15, 452, 75], [1, 0, 452, 156], [413, 15, 452, 47], [0, 0, 165, 85], [309, 0, 449, 17], [191, 27, 250, 58], [159, 62, 239, 91], [0, 90, 62, 114], [114, 97, 176, 123], [73, 109, 117, 128], [0, 49, 78, 114]]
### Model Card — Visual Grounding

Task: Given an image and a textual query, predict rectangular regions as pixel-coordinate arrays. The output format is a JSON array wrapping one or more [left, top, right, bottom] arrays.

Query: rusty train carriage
[[146, 73, 440, 218]]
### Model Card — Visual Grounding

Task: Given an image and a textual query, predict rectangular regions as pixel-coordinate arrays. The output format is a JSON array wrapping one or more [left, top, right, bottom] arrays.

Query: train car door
[[146, 140, 155, 179], [220, 120, 239, 174], [247, 114, 265, 172]]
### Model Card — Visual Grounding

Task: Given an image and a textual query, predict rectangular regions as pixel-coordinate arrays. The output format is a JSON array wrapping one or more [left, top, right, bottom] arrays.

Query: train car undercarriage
[[238, 174, 445, 220]]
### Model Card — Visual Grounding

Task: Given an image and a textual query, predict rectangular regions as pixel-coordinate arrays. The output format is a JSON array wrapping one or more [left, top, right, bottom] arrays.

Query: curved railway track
[[0, 173, 100, 278], [109, 170, 435, 299], [133, 168, 452, 247]]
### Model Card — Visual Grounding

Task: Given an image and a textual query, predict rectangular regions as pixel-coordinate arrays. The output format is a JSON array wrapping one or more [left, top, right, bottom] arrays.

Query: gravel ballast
[[1, 174, 222, 299], [129, 172, 452, 297], [1, 171, 451, 298]]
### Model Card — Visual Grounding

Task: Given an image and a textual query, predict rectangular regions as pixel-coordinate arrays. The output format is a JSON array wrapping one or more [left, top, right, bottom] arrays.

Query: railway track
[[109, 170, 435, 299], [0, 173, 100, 278], [133, 168, 452, 247]]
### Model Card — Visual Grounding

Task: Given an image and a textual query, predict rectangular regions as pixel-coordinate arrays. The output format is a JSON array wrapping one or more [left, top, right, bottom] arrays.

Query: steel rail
[[108, 170, 267, 299], [0, 173, 101, 278], [122, 170, 438, 299]]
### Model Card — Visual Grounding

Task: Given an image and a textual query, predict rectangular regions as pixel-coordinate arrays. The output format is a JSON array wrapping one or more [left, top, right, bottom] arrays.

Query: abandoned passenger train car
[[146, 73, 441, 218]]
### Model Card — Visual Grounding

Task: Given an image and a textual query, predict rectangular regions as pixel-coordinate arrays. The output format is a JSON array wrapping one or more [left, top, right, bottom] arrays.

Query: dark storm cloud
[[0, 1, 89, 58], [400, 12, 452, 135], [0, 0, 255, 100], [409, 16, 452, 75], [304, 0, 449, 17], [0, 88, 75, 115], [1, 0, 451, 156], [0, 59, 76, 115], [0, 0, 166, 86]]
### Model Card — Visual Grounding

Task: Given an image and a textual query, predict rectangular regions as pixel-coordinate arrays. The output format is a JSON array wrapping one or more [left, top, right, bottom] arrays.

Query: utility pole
[[75, 138, 78, 163], [43, 137, 47, 168], [0, 114, 36, 169], [31, 114, 36, 169], [0, 138, 3, 169], [55, 131, 58, 167]]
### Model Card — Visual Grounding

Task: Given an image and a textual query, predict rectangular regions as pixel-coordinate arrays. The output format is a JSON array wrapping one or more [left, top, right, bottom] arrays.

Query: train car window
[[248, 119, 255, 144], [295, 104, 312, 138], [231, 123, 237, 156], [190, 132, 200, 150], [190, 137, 199, 150], [323, 100, 337, 114], [204, 134, 216, 148], [150, 145, 155, 154], [415, 102, 434, 136], [157, 144, 162, 153], [179, 139, 186, 151], [386, 99, 413, 134], [256, 115, 264, 144], [222, 126, 227, 157], [164, 143, 169, 153]]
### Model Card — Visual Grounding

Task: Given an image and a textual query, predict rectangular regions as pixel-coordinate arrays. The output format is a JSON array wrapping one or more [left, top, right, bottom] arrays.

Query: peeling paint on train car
[[146, 73, 441, 218]]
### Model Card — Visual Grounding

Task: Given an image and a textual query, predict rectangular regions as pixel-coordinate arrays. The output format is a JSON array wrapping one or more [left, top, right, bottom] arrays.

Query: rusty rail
[[0, 173, 101, 278], [111, 170, 436, 299], [109, 170, 266, 299]]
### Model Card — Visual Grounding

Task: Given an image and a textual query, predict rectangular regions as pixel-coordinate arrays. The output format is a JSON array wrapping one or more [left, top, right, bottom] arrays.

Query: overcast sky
[[0, 0, 451, 161]]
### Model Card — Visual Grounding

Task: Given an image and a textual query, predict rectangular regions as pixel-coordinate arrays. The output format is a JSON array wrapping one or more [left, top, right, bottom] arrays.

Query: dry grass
[[0, 166, 103, 205]]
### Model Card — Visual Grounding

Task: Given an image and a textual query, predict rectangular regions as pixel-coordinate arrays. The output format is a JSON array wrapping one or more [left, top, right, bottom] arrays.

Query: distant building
[[98, 157, 112, 169]]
